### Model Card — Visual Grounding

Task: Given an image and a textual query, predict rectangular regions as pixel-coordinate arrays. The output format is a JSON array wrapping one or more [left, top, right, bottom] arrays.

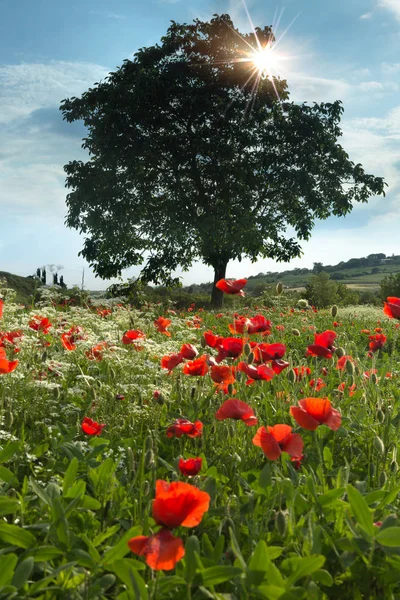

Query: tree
[[381, 273, 400, 299], [305, 272, 338, 308], [313, 262, 324, 274], [60, 14, 386, 307]]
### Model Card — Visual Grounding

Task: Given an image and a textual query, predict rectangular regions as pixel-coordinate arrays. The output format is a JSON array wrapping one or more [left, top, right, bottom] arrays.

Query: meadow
[[1, 282, 400, 599]]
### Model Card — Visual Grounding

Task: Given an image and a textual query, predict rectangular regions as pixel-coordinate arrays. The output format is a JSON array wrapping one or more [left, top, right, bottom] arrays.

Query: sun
[[250, 43, 279, 79]]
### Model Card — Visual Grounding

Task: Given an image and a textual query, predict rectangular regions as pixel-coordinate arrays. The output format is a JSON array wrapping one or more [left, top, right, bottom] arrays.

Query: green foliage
[[61, 13, 386, 305], [380, 272, 400, 299]]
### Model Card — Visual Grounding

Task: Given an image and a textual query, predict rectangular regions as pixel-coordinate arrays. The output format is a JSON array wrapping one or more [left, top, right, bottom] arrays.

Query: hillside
[[0, 271, 42, 305], [184, 253, 400, 294]]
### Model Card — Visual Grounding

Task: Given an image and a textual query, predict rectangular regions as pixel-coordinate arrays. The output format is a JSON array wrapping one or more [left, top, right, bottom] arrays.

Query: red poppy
[[237, 362, 275, 384], [309, 378, 326, 392], [337, 382, 356, 396], [229, 315, 272, 335], [61, 333, 76, 351], [215, 337, 244, 363], [86, 342, 108, 361], [166, 419, 203, 438], [0, 348, 18, 374], [128, 528, 184, 571], [161, 353, 184, 372], [290, 397, 341, 431], [215, 278, 247, 296], [178, 457, 202, 477], [253, 343, 286, 362], [0, 299, 3, 319], [122, 329, 146, 345], [383, 297, 400, 319], [306, 330, 337, 359], [81, 417, 105, 435], [368, 333, 387, 352], [336, 355, 355, 371], [154, 317, 172, 336], [182, 355, 209, 376], [333, 321, 340, 327], [0, 330, 23, 351], [271, 359, 289, 374], [152, 480, 210, 529], [97, 308, 112, 318], [180, 343, 198, 360], [29, 316, 52, 334], [253, 424, 304, 461], [215, 398, 258, 426], [210, 364, 236, 393], [293, 366, 312, 380], [203, 331, 223, 348]]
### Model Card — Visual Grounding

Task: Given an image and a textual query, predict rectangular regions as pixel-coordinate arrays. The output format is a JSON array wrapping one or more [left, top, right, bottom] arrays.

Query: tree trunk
[[211, 261, 228, 308]]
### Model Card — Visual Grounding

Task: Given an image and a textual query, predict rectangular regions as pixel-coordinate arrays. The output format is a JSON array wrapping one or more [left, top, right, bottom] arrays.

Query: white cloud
[[360, 12, 373, 19], [381, 62, 400, 73], [359, 80, 384, 91], [0, 61, 109, 123], [378, 0, 400, 21], [287, 73, 350, 103]]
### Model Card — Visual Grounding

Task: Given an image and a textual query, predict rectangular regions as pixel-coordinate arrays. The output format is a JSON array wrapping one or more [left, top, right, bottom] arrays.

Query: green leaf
[[0, 497, 19, 516], [156, 575, 186, 594], [286, 555, 326, 586], [318, 487, 345, 507], [28, 546, 65, 562], [0, 523, 36, 549], [313, 569, 333, 587], [63, 457, 79, 495], [109, 559, 148, 599], [51, 496, 70, 549], [102, 526, 142, 565], [200, 566, 242, 586], [29, 477, 51, 506], [259, 463, 272, 488], [0, 442, 20, 464], [376, 527, 400, 547], [0, 553, 18, 586], [12, 557, 34, 589], [347, 484, 374, 537], [0, 466, 16, 483], [229, 527, 246, 571]]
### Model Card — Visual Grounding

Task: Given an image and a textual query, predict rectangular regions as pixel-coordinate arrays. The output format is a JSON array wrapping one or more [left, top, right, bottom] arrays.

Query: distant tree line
[[35, 267, 67, 289]]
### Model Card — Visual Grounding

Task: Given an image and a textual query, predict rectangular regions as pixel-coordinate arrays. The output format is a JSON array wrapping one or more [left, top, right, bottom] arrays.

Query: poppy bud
[[191, 387, 196, 399], [371, 373, 378, 385], [157, 393, 164, 405], [335, 347, 345, 358], [379, 471, 387, 487], [345, 360, 355, 375], [347, 375, 355, 387], [390, 460, 398, 474], [374, 436, 385, 455], [227, 383, 234, 395], [275, 510, 287, 537], [247, 352, 254, 365], [144, 449, 154, 470], [287, 369, 296, 383], [200, 335, 206, 348], [331, 305, 338, 318], [98, 574, 116, 591], [142, 480, 150, 496], [42, 351, 48, 362], [145, 435, 153, 451], [292, 328, 300, 336], [297, 299, 308, 308], [236, 371, 242, 382], [244, 343, 252, 356], [127, 447, 136, 474], [276, 282, 283, 295]]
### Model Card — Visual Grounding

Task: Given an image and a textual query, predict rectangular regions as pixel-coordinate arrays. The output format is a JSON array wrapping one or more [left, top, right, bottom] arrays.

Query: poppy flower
[[307, 330, 337, 359], [337, 382, 356, 396], [383, 297, 400, 319], [86, 342, 108, 361], [253, 424, 303, 461], [228, 317, 251, 335], [122, 329, 146, 345], [368, 334, 387, 352], [253, 343, 286, 362], [182, 355, 209, 376], [0, 330, 23, 351], [215, 398, 258, 426], [128, 528, 185, 571], [152, 480, 210, 529], [81, 417, 105, 435], [237, 362, 275, 384], [161, 353, 184, 372], [180, 343, 198, 360], [290, 397, 341, 431], [61, 333, 76, 351], [215, 337, 244, 363], [336, 355, 355, 371], [215, 278, 247, 296], [97, 308, 112, 318], [29, 316, 52, 334], [0, 348, 18, 374], [248, 315, 272, 335], [309, 378, 326, 392], [293, 366, 312, 380], [203, 331, 223, 348], [166, 419, 203, 438], [271, 359, 289, 374], [178, 457, 202, 477], [154, 317, 172, 336], [0, 299, 3, 319]]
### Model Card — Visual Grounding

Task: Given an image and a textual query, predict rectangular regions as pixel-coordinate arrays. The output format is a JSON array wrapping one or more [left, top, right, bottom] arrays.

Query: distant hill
[[0, 271, 42, 305], [183, 253, 400, 294]]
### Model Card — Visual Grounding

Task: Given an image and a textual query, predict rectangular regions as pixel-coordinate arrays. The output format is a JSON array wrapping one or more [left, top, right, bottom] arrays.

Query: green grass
[[1, 293, 400, 598], [0, 271, 42, 305]]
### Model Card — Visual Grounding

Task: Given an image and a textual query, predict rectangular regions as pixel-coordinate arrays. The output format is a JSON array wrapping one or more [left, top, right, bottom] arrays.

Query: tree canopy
[[60, 13, 386, 306]]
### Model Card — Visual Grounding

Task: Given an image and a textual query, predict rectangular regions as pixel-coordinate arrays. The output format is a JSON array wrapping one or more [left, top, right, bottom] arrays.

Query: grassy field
[[1, 285, 400, 599]]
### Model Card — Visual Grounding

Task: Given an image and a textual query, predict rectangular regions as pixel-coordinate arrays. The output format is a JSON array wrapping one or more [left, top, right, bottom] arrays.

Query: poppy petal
[[290, 406, 319, 430]]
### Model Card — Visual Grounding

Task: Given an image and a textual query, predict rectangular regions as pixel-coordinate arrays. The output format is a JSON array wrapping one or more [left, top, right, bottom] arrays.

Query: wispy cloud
[[378, 0, 400, 21], [360, 12, 373, 20]]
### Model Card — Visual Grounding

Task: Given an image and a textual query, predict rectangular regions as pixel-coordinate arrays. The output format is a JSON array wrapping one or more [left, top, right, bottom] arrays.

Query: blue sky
[[1, 0, 400, 289]]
